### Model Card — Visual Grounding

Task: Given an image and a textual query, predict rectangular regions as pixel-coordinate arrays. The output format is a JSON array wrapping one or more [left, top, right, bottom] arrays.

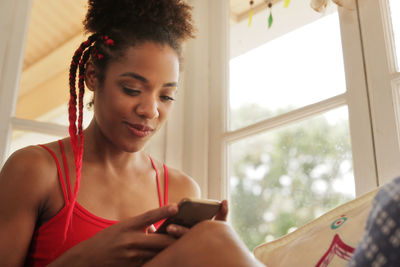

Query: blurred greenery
[[229, 104, 354, 251]]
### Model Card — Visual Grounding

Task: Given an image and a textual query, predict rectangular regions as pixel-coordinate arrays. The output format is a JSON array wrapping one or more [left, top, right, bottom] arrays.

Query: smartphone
[[156, 198, 222, 234]]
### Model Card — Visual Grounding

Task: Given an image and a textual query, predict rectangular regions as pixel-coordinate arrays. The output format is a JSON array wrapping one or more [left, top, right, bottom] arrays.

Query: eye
[[123, 87, 140, 96], [160, 95, 175, 102]]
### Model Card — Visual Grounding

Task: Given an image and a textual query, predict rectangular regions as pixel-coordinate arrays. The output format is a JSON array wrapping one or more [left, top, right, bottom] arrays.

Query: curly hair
[[84, 0, 195, 45], [63, 0, 195, 244], [84, 0, 195, 82]]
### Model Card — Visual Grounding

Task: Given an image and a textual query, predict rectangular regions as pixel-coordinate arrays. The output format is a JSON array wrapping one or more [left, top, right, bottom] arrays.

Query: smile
[[123, 122, 154, 138]]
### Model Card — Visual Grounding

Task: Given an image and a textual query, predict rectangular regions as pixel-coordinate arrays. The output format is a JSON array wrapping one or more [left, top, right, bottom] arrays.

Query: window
[[228, 1, 356, 249], [229, 107, 354, 249], [229, 12, 346, 130]]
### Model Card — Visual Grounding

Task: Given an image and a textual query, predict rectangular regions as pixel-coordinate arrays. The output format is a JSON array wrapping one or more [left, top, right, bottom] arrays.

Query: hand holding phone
[[156, 198, 222, 234]]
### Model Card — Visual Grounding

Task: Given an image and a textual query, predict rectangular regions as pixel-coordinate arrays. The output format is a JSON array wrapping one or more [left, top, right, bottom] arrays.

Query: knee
[[192, 220, 231, 235], [189, 220, 238, 246]]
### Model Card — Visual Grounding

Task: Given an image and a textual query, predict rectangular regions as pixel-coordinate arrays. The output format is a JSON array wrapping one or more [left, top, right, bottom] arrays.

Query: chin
[[121, 140, 147, 153]]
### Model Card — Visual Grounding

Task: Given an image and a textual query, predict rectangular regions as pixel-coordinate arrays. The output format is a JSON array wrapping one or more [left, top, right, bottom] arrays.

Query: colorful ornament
[[248, 0, 254, 27], [267, 2, 273, 29]]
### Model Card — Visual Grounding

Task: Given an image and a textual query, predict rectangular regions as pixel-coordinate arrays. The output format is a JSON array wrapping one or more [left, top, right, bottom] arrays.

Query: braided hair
[[65, 0, 195, 241]]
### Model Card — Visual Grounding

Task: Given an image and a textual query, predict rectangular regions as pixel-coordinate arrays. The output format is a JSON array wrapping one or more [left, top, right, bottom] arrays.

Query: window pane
[[228, 107, 354, 251], [389, 0, 400, 70], [229, 12, 346, 130], [8, 130, 64, 157]]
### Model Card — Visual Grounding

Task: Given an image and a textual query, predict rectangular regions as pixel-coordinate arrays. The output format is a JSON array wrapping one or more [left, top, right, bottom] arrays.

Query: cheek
[[94, 89, 126, 121], [158, 102, 174, 121]]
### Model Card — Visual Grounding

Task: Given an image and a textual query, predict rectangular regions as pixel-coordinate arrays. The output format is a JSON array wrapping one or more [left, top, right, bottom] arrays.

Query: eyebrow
[[120, 72, 178, 88]]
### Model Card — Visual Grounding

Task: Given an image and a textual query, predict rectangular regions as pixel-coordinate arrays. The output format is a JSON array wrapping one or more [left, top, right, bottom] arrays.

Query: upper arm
[[0, 147, 54, 266]]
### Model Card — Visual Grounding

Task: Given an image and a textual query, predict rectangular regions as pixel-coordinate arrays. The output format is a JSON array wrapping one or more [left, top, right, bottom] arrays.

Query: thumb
[[127, 204, 178, 230], [215, 200, 228, 221]]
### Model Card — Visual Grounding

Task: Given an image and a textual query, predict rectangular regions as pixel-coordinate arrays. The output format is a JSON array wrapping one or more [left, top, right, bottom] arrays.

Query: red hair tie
[[103, 35, 114, 46]]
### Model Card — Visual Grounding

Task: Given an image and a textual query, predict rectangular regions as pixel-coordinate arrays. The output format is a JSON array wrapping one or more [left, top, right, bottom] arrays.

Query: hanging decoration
[[266, 1, 273, 28], [248, 0, 254, 27], [244, 0, 355, 30], [310, 0, 328, 12], [310, 0, 355, 13], [247, 0, 292, 29]]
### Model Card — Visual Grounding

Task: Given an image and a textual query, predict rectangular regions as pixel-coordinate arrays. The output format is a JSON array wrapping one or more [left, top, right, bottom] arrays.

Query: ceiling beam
[[19, 32, 84, 97]]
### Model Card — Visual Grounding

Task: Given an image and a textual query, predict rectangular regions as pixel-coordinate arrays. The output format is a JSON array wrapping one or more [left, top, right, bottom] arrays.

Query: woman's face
[[91, 42, 179, 152]]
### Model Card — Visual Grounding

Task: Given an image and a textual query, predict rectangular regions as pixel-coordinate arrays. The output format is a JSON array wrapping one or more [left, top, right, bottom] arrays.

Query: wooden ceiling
[[22, 0, 281, 70], [23, 0, 86, 70], [17, 0, 279, 121]]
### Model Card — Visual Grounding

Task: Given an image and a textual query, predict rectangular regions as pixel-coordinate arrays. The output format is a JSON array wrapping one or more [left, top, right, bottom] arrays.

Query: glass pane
[[228, 107, 354, 251], [229, 12, 346, 130], [389, 0, 400, 70], [8, 130, 65, 157]]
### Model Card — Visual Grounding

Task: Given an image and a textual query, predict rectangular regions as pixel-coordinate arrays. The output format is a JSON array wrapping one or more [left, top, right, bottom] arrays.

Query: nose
[[135, 95, 159, 119]]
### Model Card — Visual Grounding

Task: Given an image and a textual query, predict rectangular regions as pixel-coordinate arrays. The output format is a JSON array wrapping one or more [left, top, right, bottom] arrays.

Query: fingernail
[[168, 225, 177, 232]]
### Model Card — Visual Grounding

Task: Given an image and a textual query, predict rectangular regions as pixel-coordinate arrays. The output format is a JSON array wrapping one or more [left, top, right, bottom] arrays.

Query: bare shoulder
[[0, 143, 60, 204], [0, 144, 61, 266], [166, 166, 201, 203]]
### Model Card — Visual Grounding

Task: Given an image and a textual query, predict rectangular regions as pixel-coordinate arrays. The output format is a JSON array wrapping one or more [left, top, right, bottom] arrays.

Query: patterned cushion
[[254, 188, 379, 267]]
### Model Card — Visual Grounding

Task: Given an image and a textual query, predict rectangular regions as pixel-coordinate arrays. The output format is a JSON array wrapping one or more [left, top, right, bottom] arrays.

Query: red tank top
[[25, 140, 169, 267]]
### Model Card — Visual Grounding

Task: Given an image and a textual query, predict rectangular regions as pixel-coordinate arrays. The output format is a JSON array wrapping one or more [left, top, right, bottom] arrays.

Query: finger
[[128, 232, 177, 250], [146, 224, 157, 234], [166, 224, 190, 238], [127, 204, 178, 230], [126, 248, 158, 262], [214, 200, 228, 221]]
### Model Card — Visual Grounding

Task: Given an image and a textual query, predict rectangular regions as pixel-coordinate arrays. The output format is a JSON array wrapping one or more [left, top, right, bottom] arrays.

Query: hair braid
[[64, 34, 97, 241]]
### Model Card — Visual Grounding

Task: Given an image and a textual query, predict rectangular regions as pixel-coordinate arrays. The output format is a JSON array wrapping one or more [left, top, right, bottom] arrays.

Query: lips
[[124, 121, 154, 137]]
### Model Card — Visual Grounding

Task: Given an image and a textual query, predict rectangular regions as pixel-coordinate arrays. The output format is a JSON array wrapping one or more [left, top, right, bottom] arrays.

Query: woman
[[0, 0, 230, 266]]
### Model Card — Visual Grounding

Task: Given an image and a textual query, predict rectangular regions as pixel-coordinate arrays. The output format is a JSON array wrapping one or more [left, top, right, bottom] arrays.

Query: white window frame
[[356, 0, 400, 185]]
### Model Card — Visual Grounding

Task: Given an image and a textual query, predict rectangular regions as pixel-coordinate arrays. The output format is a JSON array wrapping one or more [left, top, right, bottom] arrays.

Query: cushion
[[254, 188, 379, 267]]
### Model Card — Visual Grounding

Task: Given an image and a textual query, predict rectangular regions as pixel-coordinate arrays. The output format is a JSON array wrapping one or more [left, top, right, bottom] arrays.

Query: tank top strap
[[149, 156, 163, 207], [38, 143, 69, 204], [149, 156, 169, 207], [58, 140, 73, 201], [163, 164, 169, 205]]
